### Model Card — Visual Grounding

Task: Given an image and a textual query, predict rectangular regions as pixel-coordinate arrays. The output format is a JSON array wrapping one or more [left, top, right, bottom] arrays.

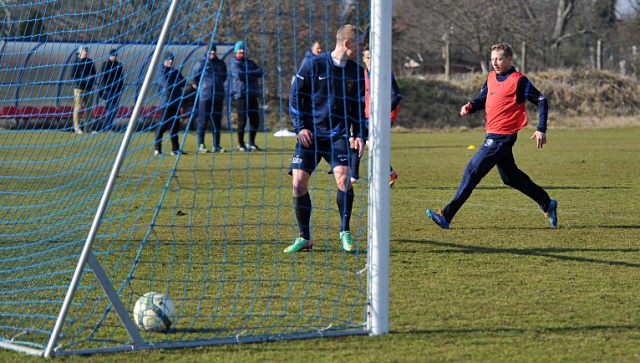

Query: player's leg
[[154, 106, 171, 155], [247, 96, 261, 150], [83, 92, 94, 131], [73, 89, 83, 134], [496, 150, 556, 227], [212, 98, 224, 151], [292, 168, 312, 239], [104, 94, 119, 131], [329, 138, 356, 252], [168, 106, 184, 154], [196, 99, 210, 152], [284, 143, 320, 253], [390, 164, 398, 187], [235, 98, 248, 150], [429, 137, 502, 227]]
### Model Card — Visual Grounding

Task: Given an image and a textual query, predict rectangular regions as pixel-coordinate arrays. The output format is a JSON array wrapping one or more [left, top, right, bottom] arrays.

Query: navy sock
[[294, 193, 312, 240], [337, 188, 354, 232]]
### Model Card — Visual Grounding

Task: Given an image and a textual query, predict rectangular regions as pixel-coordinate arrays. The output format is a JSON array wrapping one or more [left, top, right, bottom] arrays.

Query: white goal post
[[0, 0, 392, 357]]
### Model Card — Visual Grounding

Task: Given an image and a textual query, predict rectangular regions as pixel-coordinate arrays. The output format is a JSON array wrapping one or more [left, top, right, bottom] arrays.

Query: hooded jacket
[[229, 56, 263, 99]]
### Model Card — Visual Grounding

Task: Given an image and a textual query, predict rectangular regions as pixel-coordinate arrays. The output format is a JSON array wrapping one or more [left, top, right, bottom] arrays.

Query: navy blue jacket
[[190, 55, 227, 101], [71, 57, 97, 91], [156, 64, 187, 108], [230, 56, 263, 100], [289, 52, 366, 140], [99, 60, 124, 97], [468, 67, 549, 133], [300, 49, 318, 70]]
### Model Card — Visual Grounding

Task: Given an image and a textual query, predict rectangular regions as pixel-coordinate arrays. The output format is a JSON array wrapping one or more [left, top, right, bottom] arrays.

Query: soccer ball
[[132, 292, 176, 332]]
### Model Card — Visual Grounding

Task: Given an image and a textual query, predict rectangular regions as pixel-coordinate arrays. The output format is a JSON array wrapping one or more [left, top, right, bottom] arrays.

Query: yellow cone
[[467, 145, 476, 150]]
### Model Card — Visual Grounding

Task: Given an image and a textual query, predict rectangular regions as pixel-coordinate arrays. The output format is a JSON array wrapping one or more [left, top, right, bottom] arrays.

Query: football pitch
[[2, 126, 639, 362]]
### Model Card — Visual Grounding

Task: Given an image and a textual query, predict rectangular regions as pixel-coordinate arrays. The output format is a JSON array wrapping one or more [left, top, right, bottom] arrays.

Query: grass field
[[2, 126, 639, 362]]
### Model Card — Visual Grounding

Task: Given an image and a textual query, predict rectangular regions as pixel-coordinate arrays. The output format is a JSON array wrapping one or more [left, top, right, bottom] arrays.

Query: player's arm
[[517, 77, 549, 148], [90, 61, 97, 78], [390, 73, 402, 111], [176, 71, 187, 89], [460, 81, 488, 116], [289, 61, 312, 137], [517, 77, 549, 133], [248, 61, 264, 77], [190, 60, 202, 88], [230, 60, 246, 82]]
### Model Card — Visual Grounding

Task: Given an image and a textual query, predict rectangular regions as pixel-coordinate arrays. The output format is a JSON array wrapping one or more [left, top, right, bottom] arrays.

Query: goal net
[[0, 0, 390, 356]]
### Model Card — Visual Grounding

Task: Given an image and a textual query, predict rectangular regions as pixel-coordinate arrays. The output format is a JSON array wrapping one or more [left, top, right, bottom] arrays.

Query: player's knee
[[292, 183, 308, 197], [335, 178, 349, 191]]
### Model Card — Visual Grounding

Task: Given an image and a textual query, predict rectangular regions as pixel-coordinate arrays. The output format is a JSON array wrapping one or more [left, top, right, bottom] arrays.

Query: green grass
[[2, 126, 640, 362]]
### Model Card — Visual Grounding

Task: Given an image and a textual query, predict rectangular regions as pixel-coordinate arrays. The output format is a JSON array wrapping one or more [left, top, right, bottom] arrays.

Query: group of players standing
[[74, 23, 558, 254]]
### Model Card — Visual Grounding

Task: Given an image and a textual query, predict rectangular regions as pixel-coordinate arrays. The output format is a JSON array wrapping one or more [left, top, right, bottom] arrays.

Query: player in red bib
[[349, 45, 402, 187], [426, 42, 557, 229]]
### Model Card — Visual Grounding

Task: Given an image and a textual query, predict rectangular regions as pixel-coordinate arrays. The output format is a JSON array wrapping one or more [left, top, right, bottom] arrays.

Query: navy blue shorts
[[289, 137, 350, 175]]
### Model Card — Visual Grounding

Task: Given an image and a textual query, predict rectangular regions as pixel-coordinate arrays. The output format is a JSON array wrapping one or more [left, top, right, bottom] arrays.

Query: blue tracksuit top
[[156, 64, 186, 108], [229, 56, 263, 100], [71, 57, 97, 91], [289, 52, 366, 140], [190, 55, 227, 101]]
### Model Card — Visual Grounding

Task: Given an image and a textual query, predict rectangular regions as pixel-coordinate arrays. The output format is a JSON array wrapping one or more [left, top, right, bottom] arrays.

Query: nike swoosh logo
[[319, 76, 327, 80]]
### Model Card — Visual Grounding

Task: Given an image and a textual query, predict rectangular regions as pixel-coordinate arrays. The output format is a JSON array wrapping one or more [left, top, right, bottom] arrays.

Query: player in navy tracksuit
[[426, 42, 557, 229], [154, 52, 188, 156], [284, 25, 366, 254], [191, 45, 228, 153], [230, 41, 263, 151]]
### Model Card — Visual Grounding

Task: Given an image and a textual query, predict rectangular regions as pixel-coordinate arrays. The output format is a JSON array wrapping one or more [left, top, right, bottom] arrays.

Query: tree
[[18, 9, 44, 39]]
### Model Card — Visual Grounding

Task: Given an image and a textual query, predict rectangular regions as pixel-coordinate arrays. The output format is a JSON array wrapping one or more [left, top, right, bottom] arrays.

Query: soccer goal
[[0, 0, 391, 357]]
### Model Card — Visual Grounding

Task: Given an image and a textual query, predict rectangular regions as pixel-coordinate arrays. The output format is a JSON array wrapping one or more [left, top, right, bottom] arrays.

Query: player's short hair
[[491, 42, 513, 57], [336, 25, 360, 46]]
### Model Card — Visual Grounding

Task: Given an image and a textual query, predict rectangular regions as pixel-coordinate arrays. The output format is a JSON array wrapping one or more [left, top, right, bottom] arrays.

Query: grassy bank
[[393, 70, 640, 130]]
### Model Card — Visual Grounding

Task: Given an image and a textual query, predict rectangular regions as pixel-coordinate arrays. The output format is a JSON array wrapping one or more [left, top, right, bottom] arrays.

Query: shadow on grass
[[397, 240, 640, 268], [419, 185, 632, 191], [392, 324, 640, 335], [431, 224, 640, 230]]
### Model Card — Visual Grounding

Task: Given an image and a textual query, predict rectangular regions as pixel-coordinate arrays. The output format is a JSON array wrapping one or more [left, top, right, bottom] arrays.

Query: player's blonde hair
[[491, 42, 513, 57], [336, 24, 359, 47]]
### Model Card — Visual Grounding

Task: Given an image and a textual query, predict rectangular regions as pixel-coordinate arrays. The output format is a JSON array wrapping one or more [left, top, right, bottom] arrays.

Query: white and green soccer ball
[[132, 292, 176, 332]]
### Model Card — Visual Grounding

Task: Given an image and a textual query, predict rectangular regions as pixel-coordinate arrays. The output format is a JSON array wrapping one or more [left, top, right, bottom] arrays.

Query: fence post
[[633, 45, 637, 79], [442, 31, 450, 81], [521, 41, 526, 74], [596, 39, 602, 71]]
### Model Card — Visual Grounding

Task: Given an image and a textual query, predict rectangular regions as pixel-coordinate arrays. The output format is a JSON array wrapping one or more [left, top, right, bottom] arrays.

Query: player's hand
[[191, 84, 198, 90], [348, 137, 355, 149], [460, 102, 472, 116], [298, 129, 313, 147], [530, 131, 547, 149], [353, 137, 365, 158]]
